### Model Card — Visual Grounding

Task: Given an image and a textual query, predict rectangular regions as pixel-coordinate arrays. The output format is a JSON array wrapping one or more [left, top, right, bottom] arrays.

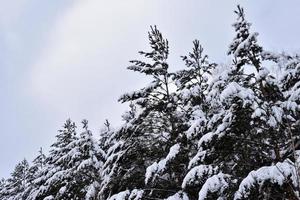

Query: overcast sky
[[1, 0, 300, 178]]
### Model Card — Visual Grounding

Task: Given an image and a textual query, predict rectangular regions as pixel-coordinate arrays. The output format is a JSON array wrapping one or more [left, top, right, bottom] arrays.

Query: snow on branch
[[220, 82, 255, 104], [118, 81, 160, 103], [85, 181, 100, 200], [198, 111, 232, 147], [234, 160, 298, 200], [186, 109, 207, 139], [128, 189, 144, 200], [108, 190, 130, 200], [145, 143, 180, 184], [198, 173, 232, 200], [188, 150, 207, 169], [166, 191, 189, 200], [182, 165, 217, 189], [107, 189, 144, 200]]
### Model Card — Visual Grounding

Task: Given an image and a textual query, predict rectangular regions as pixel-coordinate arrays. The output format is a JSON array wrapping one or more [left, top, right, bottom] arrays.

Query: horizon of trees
[[1, 5, 300, 200]]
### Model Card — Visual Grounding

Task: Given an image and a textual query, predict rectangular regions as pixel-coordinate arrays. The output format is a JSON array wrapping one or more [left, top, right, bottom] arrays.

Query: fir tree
[[0, 159, 31, 200], [33, 148, 46, 170], [116, 25, 188, 199], [22, 148, 47, 199], [172, 39, 216, 151], [70, 119, 105, 200], [99, 119, 114, 152], [228, 5, 263, 71], [2, 4, 300, 200], [119, 25, 184, 142], [183, 5, 273, 199], [30, 119, 78, 199]]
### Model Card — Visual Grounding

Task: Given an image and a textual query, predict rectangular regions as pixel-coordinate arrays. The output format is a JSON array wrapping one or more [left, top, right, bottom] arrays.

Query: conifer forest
[[1, 5, 300, 200]]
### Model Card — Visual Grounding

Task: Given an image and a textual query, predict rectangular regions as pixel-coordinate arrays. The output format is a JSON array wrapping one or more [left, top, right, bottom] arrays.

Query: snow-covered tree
[[234, 51, 300, 200], [69, 119, 105, 200], [182, 5, 281, 199], [228, 5, 263, 71], [29, 119, 78, 199], [98, 128, 126, 199], [119, 25, 183, 142], [30, 119, 106, 200], [2, 4, 300, 200], [0, 178, 5, 191], [32, 148, 46, 170], [0, 159, 31, 200], [22, 148, 47, 199], [99, 26, 189, 199], [99, 119, 115, 152]]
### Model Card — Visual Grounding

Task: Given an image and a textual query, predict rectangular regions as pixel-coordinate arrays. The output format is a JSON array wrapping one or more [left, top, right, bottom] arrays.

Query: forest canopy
[[1, 5, 300, 200]]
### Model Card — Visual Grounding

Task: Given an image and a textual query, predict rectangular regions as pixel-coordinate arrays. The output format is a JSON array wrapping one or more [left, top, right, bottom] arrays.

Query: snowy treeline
[[1, 5, 300, 200]]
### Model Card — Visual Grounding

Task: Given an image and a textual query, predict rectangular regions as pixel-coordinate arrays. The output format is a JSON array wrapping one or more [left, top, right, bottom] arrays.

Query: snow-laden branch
[[234, 160, 298, 200], [145, 143, 180, 184]]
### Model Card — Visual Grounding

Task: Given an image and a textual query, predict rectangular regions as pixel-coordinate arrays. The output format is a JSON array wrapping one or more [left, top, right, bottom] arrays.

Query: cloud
[[28, 0, 242, 129], [29, 0, 153, 126], [0, 0, 28, 27]]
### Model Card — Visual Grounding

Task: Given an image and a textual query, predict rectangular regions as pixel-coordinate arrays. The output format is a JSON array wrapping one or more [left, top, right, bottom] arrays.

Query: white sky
[[1, 0, 300, 178]]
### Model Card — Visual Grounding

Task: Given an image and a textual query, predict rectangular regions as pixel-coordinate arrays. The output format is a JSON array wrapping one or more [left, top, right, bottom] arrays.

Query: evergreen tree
[[70, 119, 105, 200], [30, 119, 78, 199], [99, 127, 126, 199], [174, 40, 215, 112], [0, 178, 5, 191], [0, 159, 31, 200], [119, 25, 182, 142], [182, 5, 273, 199], [99, 119, 114, 152], [180, 5, 300, 200], [234, 51, 300, 199], [2, 4, 300, 200], [230, 9, 300, 199], [172, 39, 216, 154], [100, 26, 188, 199], [228, 5, 263, 71], [33, 148, 46, 170], [23, 148, 47, 199]]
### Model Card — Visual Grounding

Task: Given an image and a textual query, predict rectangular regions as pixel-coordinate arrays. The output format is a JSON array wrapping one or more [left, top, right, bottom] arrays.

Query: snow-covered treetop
[[228, 5, 263, 71]]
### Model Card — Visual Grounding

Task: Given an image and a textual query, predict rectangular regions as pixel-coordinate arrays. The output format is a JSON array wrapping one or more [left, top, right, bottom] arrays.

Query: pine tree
[[23, 148, 47, 199], [33, 148, 46, 170], [233, 51, 300, 199], [172, 39, 216, 152], [229, 8, 300, 199], [69, 119, 105, 200], [174, 40, 215, 111], [99, 119, 114, 152], [99, 127, 126, 199], [30, 119, 78, 199], [273, 53, 300, 159], [182, 5, 273, 199], [184, 5, 300, 200], [0, 178, 5, 191], [3, 4, 300, 200], [0, 159, 31, 200], [228, 5, 263, 71], [100, 26, 188, 199], [119, 25, 182, 141]]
